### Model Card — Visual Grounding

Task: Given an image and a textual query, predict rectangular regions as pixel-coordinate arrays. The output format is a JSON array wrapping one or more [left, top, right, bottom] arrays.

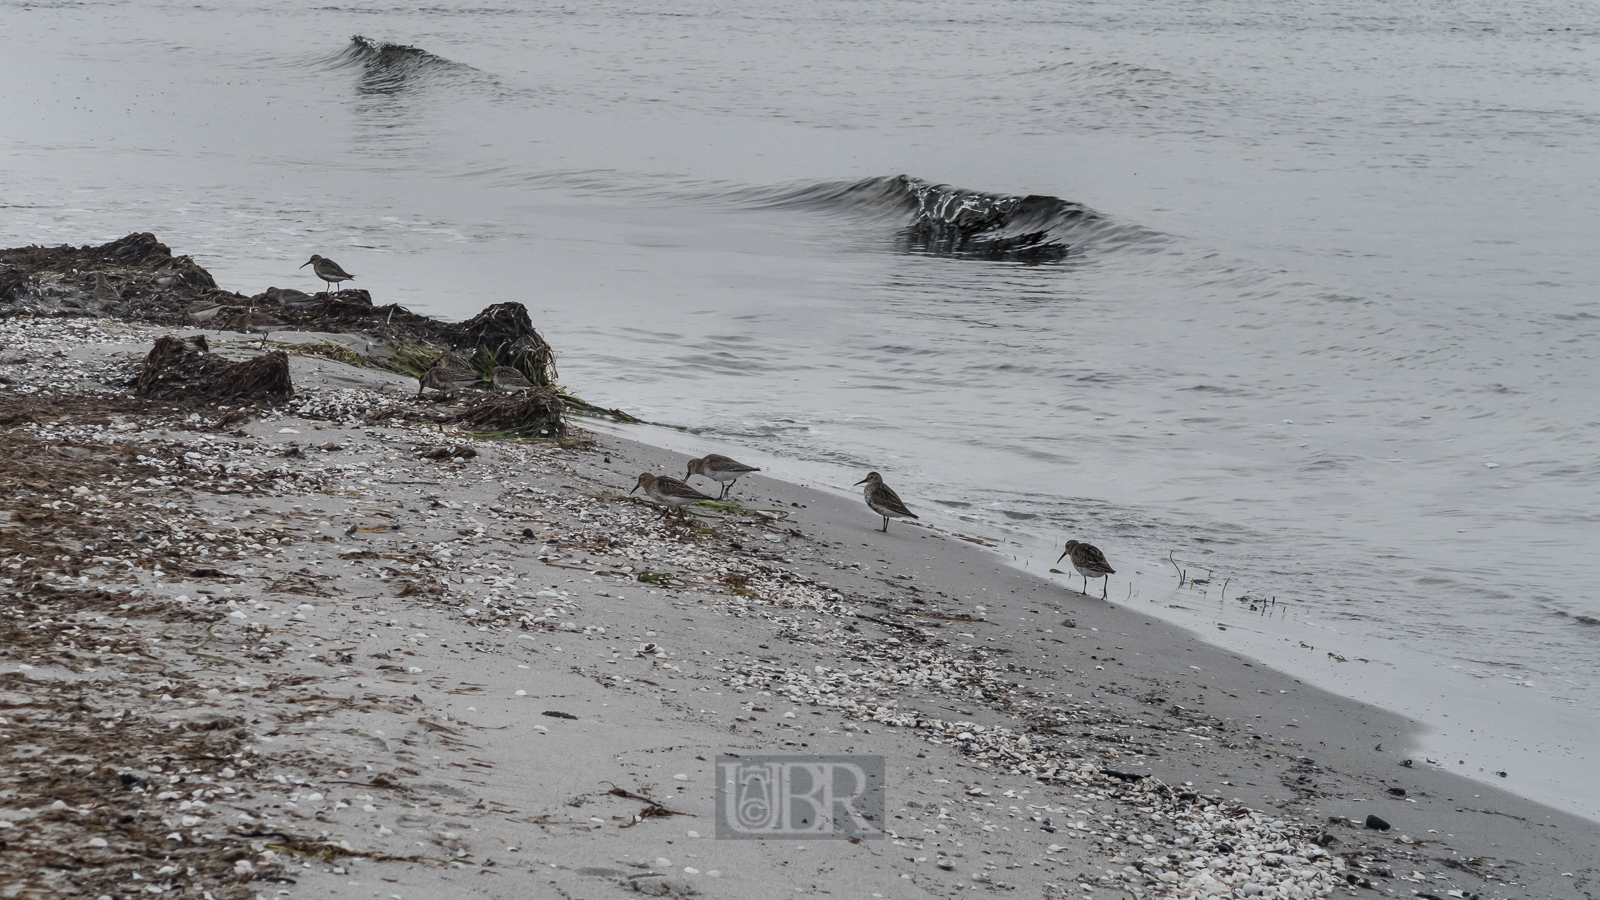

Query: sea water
[[2, 0, 1596, 819]]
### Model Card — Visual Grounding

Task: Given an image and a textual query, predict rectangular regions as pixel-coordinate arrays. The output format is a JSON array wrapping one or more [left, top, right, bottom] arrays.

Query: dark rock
[[1364, 814, 1391, 832], [541, 710, 578, 720]]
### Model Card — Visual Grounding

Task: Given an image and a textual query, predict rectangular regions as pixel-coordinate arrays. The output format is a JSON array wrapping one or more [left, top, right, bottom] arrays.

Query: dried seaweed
[[453, 388, 566, 438], [135, 336, 293, 404]]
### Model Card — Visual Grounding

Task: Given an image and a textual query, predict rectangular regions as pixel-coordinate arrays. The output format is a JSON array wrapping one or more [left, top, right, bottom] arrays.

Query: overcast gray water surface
[[3, 0, 1598, 818]]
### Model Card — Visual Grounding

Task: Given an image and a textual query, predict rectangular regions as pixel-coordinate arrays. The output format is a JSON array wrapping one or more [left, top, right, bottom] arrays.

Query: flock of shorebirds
[[633, 460, 1116, 599], [294, 253, 1117, 599]]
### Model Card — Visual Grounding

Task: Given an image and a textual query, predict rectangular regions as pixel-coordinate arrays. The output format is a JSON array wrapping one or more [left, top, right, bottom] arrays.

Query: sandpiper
[[184, 301, 229, 324], [299, 254, 355, 294], [1058, 539, 1115, 598], [854, 471, 918, 533], [491, 365, 535, 392], [92, 273, 122, 301], [265, 286, 318, 309], [686, 454, 760, 500], [417, 355, 478, 398], [631, 472, 713, 519]]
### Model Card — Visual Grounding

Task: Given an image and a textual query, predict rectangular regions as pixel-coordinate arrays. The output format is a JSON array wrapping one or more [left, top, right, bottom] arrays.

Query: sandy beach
[[2, 249, 1598, 900]]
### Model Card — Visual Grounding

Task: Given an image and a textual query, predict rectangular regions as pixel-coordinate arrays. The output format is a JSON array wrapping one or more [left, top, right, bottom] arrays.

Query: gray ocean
[[3, 0, 1597, 818]]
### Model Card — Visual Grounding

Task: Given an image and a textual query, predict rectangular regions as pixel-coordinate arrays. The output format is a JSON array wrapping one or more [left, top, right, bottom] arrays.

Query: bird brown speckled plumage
[[299, 254, 355, 294], [631, 472, 713, 519], [854, 471, 917, 533], [686, 454, 760, 500], [491, 366, 535, 392], [1058, 539, 1115, 598]]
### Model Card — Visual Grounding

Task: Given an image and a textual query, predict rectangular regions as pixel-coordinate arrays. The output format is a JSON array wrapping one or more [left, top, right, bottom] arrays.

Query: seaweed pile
[[452, 388, 567, 438], [135, 335, 294, 404], [0, 233, 556, 387]]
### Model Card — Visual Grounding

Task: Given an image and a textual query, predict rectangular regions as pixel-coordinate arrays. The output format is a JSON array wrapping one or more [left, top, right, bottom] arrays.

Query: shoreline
[[590, 420, 1600, 826], [0, 315, 1594, 900]]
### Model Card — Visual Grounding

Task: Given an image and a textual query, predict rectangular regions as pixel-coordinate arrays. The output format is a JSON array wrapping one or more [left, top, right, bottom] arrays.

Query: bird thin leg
[[881, 516, 889, 533], [1081, 574, 1088, 595], [1101, 577, 1108, 600]]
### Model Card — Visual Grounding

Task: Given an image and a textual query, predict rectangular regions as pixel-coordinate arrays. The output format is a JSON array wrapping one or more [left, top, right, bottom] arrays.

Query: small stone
[[655, 857, 672, 869], [88, 837, 108, 848], [1364, 814, 1390, 832], [673, 773, 689, 781]]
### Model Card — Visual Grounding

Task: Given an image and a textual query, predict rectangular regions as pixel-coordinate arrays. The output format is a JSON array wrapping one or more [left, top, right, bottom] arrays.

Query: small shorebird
[[631, 472, 713, 519], [417, 356, 478, 398], [491, 365, 535, 393], [686, 454, 760, 500], [1058, 539, 1115, 598], [265, 286, 318, 309], [185, 301, 229, 324], [299, 254, 355, 294], [92, 273, 122, 301], [855, 471, 918, 533]]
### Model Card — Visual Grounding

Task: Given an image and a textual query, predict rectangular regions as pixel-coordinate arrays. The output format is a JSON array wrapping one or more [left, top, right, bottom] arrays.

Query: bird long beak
[[684, 468, 693, 480], [1056, 549, 1069, 564], [298, 260, 311, 269], [853, 477, 868, 485], [629, 484, 640, 495]]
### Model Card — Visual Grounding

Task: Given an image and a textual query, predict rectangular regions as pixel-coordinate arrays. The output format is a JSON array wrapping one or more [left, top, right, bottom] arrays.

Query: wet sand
[[0, 317, 1595, 900]]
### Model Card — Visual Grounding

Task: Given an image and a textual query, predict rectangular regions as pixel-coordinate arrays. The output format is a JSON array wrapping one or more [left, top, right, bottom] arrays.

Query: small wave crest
[[317, 35, 494, 96], [746, 175, 1155, 262]]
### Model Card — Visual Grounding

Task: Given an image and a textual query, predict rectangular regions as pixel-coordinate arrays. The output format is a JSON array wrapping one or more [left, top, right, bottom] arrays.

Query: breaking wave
[[743, 175, 1160, 263]]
